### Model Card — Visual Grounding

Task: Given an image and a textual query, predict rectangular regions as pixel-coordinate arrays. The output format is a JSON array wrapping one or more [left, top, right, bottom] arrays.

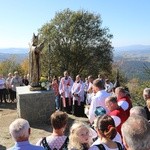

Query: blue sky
[[0, 0, 150, 48]]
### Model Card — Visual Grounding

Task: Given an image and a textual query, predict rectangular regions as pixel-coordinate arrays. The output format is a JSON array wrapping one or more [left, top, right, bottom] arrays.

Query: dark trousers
[[61, 98, 72, 113], [7, 88, 14, 101], [72, 101, 85, 117], [11, 90, 16, 101], [0, 89, 7, 102]]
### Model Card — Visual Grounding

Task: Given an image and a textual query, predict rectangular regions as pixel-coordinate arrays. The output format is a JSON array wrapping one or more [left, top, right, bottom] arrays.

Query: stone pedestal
[[16, 86, 55, 124]]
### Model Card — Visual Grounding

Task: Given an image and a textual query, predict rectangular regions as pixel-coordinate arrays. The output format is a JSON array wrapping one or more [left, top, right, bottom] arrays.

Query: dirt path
[[0, 102, 88, 150]]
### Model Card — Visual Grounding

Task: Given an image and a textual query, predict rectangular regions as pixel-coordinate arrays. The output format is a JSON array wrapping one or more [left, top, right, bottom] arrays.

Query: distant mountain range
[[0, 48, 28, 62], [0, 45, 150, 80], [114, 45, 150, 61], [114, 45, 150, 80], [0, 48, 28, 54]]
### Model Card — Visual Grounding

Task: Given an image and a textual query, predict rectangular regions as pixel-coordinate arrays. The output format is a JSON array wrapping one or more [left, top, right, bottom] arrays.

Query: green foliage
[[0, 56, 24, 77], [39, 76, 48, 82], [127, 79, 150, 106], [39, 9, 113, 78]]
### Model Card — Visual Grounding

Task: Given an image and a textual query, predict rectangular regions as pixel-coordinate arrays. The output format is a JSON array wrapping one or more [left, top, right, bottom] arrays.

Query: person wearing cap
[[88, 79, 110, 124], [10, 71, 23, 101], [94, 106, 106, 117], [8, 118, 44, 150]]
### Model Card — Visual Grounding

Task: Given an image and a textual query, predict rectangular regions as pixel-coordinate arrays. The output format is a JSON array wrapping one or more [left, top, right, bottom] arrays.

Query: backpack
[[41, 137, 69, 150], [95, 142, 123, 150]]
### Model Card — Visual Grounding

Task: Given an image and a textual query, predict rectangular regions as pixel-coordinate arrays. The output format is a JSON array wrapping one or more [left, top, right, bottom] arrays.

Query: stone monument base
[[16, 86, 55, 124], [29, 86, 42, 91]]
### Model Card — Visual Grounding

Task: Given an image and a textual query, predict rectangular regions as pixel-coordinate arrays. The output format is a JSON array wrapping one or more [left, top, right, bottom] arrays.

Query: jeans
[[55, 95, 60, 110]]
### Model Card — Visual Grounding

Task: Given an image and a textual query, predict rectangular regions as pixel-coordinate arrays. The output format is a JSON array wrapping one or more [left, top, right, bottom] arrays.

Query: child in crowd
[[51, 77, 60, 110], [36, 111, 68, 150], [68, 121, 95, 150]]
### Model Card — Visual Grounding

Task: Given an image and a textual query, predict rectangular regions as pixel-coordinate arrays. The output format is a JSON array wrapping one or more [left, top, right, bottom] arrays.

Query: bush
[[127, 79, 150, 106]]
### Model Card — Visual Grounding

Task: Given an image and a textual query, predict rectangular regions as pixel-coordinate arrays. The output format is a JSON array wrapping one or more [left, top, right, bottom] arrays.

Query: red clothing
[[117, 96, 132, 117], [109, 107, 128, 135], [52, 82, 59, 96]]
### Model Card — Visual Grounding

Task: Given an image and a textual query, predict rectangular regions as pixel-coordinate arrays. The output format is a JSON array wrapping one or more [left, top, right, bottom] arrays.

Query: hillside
[[114, 45, 150, 81], [0, 46, 150, 81], [0, 48, 28, 63], [0, 48, 28, 54]]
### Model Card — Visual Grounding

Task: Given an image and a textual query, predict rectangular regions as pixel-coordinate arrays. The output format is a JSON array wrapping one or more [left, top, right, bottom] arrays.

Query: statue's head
[[32, 33, 38, 46]]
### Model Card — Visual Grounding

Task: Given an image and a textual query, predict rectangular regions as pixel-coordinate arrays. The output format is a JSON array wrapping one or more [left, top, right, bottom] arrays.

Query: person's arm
[[88, 97, 97, 124], [71, 83, 75, 95], [59, 79, 63, 95]]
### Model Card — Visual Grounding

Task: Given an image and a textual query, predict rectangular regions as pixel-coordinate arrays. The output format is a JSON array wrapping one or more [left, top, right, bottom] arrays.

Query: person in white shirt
[[10, 71, 23, 101], [6, 73, 13, 102], [86, 75, 94, 105], [88, 79, 110, 124], [71, 75, 85, 117], [105, 79, 114, 93], [59, 71, 73, 113]]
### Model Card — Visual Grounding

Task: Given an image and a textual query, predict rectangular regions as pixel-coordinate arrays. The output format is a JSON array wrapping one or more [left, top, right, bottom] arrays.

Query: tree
[[0, 55, 23, 77], [39, 9, 113, 79], [20, 58, 29, 75], [127, 79, 150, 106]]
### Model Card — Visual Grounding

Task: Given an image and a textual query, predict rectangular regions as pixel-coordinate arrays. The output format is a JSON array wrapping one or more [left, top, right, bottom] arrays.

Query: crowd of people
[[6, 70, 150, 150], [0, 71, 29, 104], [8, 109, 150, 150]]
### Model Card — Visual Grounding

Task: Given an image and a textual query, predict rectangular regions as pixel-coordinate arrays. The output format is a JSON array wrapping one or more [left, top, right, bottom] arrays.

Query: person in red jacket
[[115, 87, 132, 118], [105, 96, 128, 135]]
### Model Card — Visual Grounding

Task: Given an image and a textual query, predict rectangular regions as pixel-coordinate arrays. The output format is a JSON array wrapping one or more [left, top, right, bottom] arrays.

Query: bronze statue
[[29, 33, 45, 88]]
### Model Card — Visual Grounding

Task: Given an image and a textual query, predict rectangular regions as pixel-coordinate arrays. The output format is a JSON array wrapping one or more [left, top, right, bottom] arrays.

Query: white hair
[[143, 88, 150, 99], [121, 116, 150, 150], [9, 118, 30, 141], [130, 106, 147, 119]]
